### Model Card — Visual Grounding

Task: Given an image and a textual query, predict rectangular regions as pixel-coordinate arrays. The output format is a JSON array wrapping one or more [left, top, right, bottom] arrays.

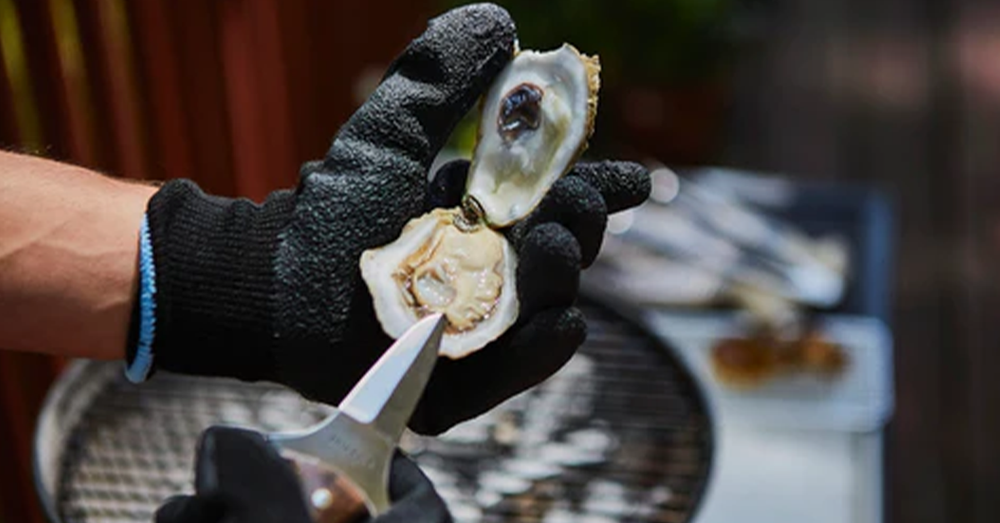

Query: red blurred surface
[[0, 1, 431, 521]]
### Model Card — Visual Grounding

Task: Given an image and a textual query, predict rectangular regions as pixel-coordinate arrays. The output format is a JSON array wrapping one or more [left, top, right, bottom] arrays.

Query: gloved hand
[[415, 157, 647, 430], [154, 427, 450, 523], [133, 3, 650, 435]]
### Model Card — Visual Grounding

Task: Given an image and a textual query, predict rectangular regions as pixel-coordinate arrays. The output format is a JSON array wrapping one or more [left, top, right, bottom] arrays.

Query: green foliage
[[441, 0, 745, 85]]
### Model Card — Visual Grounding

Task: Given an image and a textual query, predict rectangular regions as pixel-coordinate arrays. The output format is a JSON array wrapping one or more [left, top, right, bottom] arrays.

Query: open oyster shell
[[361, 45, 600, 359], [467, 44, 600, 228], [361, 209, 518, 358]]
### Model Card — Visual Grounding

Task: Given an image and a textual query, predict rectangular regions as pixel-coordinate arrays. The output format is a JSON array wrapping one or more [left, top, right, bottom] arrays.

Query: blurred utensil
[[599, 167, 850, 333]]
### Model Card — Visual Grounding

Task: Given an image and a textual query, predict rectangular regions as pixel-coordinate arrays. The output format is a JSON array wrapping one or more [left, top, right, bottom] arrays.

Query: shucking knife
[[268, 313, 446, 523]]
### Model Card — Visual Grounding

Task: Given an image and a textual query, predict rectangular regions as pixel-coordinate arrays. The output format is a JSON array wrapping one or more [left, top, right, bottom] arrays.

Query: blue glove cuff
[[125, 214, 157, 383]]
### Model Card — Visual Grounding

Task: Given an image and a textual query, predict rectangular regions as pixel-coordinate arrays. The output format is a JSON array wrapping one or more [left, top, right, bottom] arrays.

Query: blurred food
[[710, 327, 849, 389], [799, 331, 849, 375], [595, 167, 853, 344], [710, 336, 780, 388]]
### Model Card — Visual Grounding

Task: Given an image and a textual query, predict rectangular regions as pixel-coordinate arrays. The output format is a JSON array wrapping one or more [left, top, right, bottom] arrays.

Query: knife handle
[[282, 450, 371, 523]]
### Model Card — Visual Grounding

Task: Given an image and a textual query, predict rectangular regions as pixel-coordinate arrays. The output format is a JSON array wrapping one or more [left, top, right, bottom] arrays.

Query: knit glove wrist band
[[130, 179, 296, 382]]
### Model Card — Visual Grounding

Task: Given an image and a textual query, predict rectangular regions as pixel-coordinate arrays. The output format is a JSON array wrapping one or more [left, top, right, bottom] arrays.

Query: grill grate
[[36, 300, 713, 523]]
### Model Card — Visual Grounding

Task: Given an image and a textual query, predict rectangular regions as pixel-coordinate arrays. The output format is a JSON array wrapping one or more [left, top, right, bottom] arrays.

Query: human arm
[[0, 151, 155, 360]]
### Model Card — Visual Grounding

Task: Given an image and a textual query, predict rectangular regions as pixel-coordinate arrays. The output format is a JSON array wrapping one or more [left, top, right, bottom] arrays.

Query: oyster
[[361, 44, 600, 358], [468, 44, 601, 227], [360, 208, 518, 355]]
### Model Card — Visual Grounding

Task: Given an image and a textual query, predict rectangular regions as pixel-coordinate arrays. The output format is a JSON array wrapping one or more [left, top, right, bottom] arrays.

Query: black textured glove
[[154, 427, 451, 523], [415, 158, 648, 430], [138, 3, 650, 435]]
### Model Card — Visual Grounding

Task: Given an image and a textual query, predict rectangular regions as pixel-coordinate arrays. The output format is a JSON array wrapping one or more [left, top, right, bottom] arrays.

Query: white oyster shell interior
[[360, 209, 518, 358], [466, 44, 595, 227]]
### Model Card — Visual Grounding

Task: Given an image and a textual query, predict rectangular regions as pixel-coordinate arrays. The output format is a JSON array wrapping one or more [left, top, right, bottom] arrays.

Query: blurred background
[[1, 1, 998, 522]]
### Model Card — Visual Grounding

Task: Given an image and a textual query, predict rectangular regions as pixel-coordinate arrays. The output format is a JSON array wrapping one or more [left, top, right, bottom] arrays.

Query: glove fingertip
[[517, 223, 581, 317], [195, 426, 285, 491], [570, 160, 652, 214], [426, 159, 471, 210], [530, 306, 587, 351], [502, 306, 587, 387], [556, 306, 588, 346], [429, 3, 515, 50], [383, 453, 453, 522], [519, 222, 582, 266], [544, 176, 608, 267], [197, 426, 270, 462], [388, 452, 427, 498], [155, 495, 223, 523], [333, 3, 515, 179]]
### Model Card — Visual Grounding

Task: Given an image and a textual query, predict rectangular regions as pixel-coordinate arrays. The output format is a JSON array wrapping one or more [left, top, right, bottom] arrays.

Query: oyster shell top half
[[361, 44, 600, 359], [468, 44, 600, 227]]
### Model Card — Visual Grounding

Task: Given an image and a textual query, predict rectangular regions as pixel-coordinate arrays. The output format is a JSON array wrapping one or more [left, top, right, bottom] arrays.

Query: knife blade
[[268, 313, 446, 522]]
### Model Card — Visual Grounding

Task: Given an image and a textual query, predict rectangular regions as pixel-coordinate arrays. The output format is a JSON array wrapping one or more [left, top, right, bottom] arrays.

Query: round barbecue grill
[[34, 296, 715, 523]]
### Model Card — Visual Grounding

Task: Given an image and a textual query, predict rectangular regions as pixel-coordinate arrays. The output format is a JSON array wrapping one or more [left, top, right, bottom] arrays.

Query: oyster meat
[[361, 44, 600, 358], [360, 208, 518, 355]]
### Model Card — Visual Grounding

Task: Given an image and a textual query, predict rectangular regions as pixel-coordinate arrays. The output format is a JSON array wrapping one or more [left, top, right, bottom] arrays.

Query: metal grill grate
[[35, 300, 714, 523]]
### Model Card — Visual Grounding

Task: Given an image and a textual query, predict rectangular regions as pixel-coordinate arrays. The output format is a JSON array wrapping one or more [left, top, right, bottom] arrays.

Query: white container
[[643, 309, 893, 523]]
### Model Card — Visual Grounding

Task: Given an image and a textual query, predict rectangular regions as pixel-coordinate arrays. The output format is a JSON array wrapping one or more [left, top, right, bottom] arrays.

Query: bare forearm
[[0, 151, 157, 359]]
